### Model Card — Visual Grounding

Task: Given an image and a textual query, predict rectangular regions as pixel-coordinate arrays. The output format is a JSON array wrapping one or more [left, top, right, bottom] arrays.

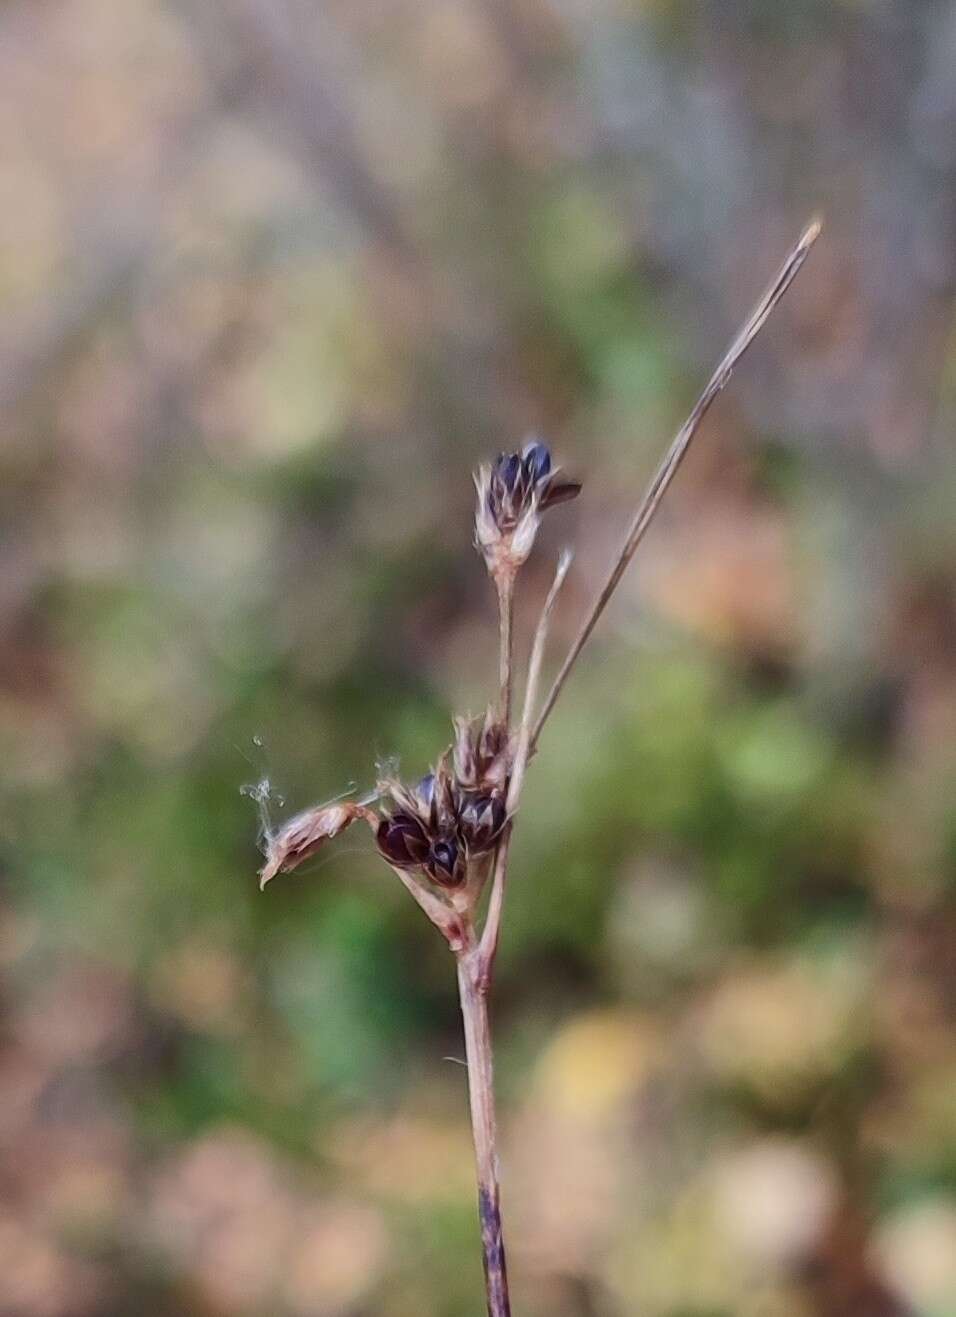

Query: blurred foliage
[[2, 1, 956, 1315]]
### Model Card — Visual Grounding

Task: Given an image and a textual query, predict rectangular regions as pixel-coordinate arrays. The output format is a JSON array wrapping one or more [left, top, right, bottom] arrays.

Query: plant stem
[[496, 571, 515, 725], [457, 943, 511, 1317], [530, 218, 821, 752], [480, 551, 572, 981]]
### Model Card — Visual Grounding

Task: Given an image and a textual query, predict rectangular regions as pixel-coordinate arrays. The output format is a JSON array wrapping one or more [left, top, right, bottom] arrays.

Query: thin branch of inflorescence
[[478, 549, 573, 981], [510, 549, 573, 809], [496, 573, 515, 725], [530, 217, 821, 752]]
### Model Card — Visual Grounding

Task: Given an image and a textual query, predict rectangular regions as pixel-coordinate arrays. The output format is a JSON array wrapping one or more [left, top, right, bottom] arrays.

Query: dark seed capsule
[[496, 451, 522, 494], [486, 439, 579, 532], [424, 835, 465, 887], [523, 439, 551, 482], [458, 793, 506, 855], [416, 773, 436, 809], [376, 813, 430, 868]]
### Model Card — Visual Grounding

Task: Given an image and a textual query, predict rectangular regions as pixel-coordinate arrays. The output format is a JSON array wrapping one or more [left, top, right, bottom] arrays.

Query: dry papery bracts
[[475, 439, 580, 576]]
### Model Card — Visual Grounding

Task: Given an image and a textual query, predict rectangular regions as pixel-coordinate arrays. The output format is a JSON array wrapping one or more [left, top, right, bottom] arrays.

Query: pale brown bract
[[258, 800, 378, 889]]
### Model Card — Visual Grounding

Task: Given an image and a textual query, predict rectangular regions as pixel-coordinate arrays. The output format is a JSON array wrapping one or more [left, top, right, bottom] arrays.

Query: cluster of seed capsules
[[375, 713, 509, 888], [255, 439, 580, 892], [378, 438, 578, 888], [475, 438, 580, 575]]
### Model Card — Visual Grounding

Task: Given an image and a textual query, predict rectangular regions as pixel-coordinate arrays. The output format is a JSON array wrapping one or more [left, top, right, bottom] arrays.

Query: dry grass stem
[[530, 218, 821, 751]]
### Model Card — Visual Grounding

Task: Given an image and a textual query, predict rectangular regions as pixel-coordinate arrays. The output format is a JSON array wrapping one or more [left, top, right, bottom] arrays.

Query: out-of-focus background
[[3, 2, 956, 1314]]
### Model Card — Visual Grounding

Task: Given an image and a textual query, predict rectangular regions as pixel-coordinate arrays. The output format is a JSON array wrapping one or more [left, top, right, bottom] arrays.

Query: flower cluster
[[376, 712, 509, 888], [475, 438, 580, 578], [254, 435, 577, 897]]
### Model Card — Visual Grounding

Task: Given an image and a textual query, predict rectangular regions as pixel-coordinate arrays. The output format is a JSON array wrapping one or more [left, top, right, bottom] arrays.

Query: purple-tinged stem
[[457, 943, 511, 1317]]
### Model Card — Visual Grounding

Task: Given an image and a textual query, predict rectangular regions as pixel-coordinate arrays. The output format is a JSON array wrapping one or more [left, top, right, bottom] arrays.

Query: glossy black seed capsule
[[524, 441, 551, 482], [376, 813, 430, 868], [486, 439, 580, 533], [425, 835, 465, 887], [458, 792, 506, 855]]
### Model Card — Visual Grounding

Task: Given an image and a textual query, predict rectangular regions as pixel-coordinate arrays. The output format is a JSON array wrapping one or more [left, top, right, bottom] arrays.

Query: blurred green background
[[3, 2, 956, 1315]]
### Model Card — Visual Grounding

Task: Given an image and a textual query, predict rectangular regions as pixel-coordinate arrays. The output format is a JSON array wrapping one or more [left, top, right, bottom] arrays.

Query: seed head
[[376, 811, 430, 868], [453, 710, 510, 794], [457, 792, 506, 855], [375, 722, 510, 890], [424, 834, 464, 887], [377, 761, 464, 887], [475, 438, 581, 578]]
